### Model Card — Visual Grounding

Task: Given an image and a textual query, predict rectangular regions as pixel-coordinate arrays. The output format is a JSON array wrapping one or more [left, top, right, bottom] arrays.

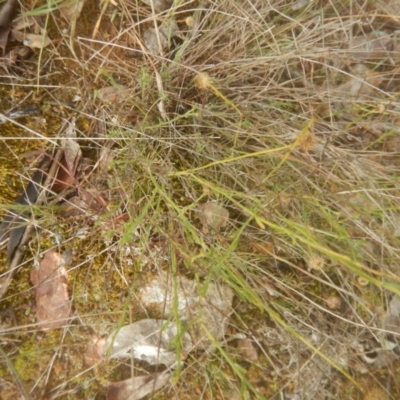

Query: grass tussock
[[1, 0, 400, 398]]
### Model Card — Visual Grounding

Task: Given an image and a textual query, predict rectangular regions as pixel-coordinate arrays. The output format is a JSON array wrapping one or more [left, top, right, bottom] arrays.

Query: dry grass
[[1, 0, 400, 398]]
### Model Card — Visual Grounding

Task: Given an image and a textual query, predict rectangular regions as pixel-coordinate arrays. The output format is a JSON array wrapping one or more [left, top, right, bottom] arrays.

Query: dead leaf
[[97, 85, 130, 104], [107, 372, 171, 400], [143, 21, 179, 56], [198, 202, 229, 232], [0, 155, 52, 264], [236, 339, 258, 362], [30, 250, 71, 331], [63, 118, 82, 175], [11, 15, 40, 31], [137, 271, 234, 350], [0, 0, 19, 54], [22, 33, 51, 49], [59, 0, 86, 21], [104, 319, 192, 367], [143, 27, 168, 56], [250, 242, 274, 255], [140, 0, 173, 12], [85, 336, 106, 366]]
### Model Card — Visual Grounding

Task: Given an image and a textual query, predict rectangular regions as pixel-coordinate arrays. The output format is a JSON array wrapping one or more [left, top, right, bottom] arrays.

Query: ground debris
[[30, 250, 71, 331], [107, 372, 171, 400]]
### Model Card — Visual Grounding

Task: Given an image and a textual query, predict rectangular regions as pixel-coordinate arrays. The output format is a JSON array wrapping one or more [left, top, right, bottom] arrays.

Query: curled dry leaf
[[103, 319, 192, 367], [97, 85, 130, 104], [198, 201, 229, 232], [137, 271, 234, 350], [107, 372, 171, 400], [30, 250, 71, 331]]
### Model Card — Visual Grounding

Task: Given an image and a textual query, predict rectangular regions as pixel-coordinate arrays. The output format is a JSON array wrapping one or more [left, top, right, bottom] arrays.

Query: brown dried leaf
[[30, 250, 71, 331], [143, 27, 167, 56], [236, 339, 258, 362], [97, 85, 130, 104], [59, 0, 86, 21], [0, 0, 18, 26], [85, 336, 106, 366], [0, 0, 19, 54], [22, 33, 51, 49], [11, 15, 41, 31], [63, 118, 82, 175], [107, 372, 171, 400], [198, 202, 229, 231], [250, 242, 274, 255]]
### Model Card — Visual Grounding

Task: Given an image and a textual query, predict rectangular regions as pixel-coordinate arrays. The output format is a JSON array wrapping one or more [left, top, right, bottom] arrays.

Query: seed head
[[194, 72, 211, 90]]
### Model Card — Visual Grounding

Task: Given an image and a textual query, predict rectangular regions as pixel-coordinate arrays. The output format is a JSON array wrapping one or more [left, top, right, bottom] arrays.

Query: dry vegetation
[[1, 0, 400, 399]]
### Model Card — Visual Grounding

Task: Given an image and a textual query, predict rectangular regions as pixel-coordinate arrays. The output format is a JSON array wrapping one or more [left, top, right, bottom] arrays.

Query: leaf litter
[[30, 250, 71, 331], [2, 0, 400, 398]]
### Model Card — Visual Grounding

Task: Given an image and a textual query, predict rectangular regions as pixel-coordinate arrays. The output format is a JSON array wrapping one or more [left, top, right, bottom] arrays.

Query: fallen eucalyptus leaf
[[198, 202, 230, 231], [30, 250, 71, 331], [11, 15, 40, 31], [137, 271, 234, 350], [59, 0, 86, 21], [0, 155, 52, 264], [0, 0, 18, 26], [107, 372, 171, 400], [143, 27, 168, 56], [63, 118, 82, 175], [85, 336, 106, 366], [0, 0, 19, 54], [236, 338, 258, 362], [104, 319, 192, 367], [23, 33, 51, 49], [97, 85, 130, 104]]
